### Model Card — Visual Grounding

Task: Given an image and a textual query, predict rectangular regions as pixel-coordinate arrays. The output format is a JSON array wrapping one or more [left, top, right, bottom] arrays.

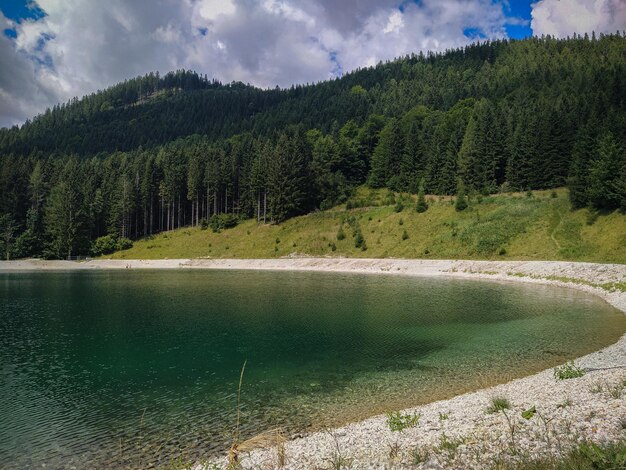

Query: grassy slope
[[109, 188, 626, 264]]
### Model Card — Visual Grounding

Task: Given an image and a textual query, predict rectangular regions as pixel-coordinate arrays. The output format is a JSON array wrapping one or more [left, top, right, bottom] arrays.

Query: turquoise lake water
[[0, 270, 624, 468]]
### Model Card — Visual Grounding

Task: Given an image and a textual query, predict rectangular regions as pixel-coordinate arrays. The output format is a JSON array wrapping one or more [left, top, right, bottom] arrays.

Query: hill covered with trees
[[0, 33, 625, 260]]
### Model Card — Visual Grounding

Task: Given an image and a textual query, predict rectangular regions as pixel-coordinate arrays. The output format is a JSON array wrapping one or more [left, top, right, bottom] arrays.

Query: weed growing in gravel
[[410, 447, 429, 465], [386, 411, 420, 432], [553, 361, 585, 380], [322, 429, 353, 470], [556, 397, 573, 408], [387, 441, 401, 461], [438, 433, 466, 457], [589, 382, 604, 394], [439, 412, 449, 421], [487, 396, 511, 414], [608, 381, 624, 399], [521, 406, 555, 449]]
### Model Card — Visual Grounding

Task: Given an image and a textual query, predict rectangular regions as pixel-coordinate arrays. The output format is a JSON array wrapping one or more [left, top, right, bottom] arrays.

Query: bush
[[337, 226, 346, 240], [199, 218, 209, 230], [354, 230, 365, 249], [394, 202, 404, 213], [586, 209, 599, 226], [402, 230, 409, 240], [210, 213, 239, 232], [90, 234, 119, 256], [551, 191, 558, 198], [116, 237, 133, 251]]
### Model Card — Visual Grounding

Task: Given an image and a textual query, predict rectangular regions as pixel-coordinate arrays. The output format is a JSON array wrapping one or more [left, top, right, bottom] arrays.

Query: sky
[[0, 0, 624, 128]]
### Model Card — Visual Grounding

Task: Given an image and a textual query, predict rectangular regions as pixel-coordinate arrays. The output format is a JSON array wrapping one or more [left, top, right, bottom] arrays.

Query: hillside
[[107, 188, 626, 264], [1, 34, 625, 260]]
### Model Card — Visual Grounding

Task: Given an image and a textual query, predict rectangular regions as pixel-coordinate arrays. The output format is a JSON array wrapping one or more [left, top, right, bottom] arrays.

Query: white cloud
[[0, 0, 521, 128], [531, 0, 626, 37]]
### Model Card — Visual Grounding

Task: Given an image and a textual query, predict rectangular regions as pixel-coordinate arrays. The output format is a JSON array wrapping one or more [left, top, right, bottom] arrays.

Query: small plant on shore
[[608, 381, 624, 399], [487, 397, 517, 452], [590, 382, 604, 394], [556, 397, 573, 408], [439, 412, 449, 421], [227, 361, 286, 469], [487, 396, 511, 414], [402, 230, 409, 241], [553, 361, 585, 380], [386, 411, 420, 432], [410, 447, 429, 465], [521, 406, 555, 448], [388, 441, 401, 461], [322, 429, 353, 470], [336, 226, 345, 241], [438, 433, 466, 457]]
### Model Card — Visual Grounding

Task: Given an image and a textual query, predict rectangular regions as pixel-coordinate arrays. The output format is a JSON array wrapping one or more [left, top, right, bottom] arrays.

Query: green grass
[[385, 411, 420, 432], [553, 361, 585, 380], [491, 440, 626, 470], [486, 396, 512, 414], [108, 188, 626, 264]]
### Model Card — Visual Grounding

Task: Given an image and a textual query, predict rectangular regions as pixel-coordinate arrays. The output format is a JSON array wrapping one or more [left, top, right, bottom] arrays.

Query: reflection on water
[[0, 270, 624, 468]]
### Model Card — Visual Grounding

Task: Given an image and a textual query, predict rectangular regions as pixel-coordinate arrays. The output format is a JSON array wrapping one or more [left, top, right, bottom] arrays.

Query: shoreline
[[2, 258, 625, 468]]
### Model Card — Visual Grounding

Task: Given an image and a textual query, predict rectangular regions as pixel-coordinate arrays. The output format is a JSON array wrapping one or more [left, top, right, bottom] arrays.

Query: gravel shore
[[2, 258, 624, 468]]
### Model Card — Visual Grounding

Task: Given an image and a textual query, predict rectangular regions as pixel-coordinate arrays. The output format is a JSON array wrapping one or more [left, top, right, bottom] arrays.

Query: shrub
[[210, 213, 239, 232], [398, 218, 404, 225], [116, 237, 133, 251], [90, 234, 118, 256], [554, 361, 585, 380], [330, 242, 337, 252], [386, 411, 420, 432], [199, 218, 209, 230], [551, 191, 558, 198], [337, 226, 346, 241], [402, 230, 409, 240], [354, 230, 365, 249], [586, 209, 599, 225], [394, 202, 404, 213]]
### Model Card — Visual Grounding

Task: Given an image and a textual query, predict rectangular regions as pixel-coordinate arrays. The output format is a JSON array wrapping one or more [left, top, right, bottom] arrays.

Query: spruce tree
[[415, 178, 428, 213], [455, 179, 468, 212]]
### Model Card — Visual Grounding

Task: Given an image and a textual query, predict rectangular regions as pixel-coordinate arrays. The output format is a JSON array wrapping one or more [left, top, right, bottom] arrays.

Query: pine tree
[[415, 178, 428, 213], [588, 132, 625, 210], [455, 179, 468, 212]]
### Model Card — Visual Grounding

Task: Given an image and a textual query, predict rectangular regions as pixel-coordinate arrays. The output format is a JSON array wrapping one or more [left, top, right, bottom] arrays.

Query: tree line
[[1, 33, 625, 259]]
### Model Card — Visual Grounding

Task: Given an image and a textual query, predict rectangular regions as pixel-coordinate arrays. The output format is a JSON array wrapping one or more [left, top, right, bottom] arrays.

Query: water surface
[[0, 270, 624, 468]]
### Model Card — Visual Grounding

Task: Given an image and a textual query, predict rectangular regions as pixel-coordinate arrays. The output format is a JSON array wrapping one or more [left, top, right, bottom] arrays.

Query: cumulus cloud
[[531, 0, 626, 37], [0, 0, 523, 128]]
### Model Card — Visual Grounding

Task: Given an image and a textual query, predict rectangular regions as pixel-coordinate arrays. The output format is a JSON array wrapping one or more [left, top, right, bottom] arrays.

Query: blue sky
[[1, 0, 623, 127]]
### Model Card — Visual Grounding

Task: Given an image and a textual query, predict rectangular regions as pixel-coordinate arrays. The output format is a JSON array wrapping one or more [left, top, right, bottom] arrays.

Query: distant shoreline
[[2, 258, 625, 469]]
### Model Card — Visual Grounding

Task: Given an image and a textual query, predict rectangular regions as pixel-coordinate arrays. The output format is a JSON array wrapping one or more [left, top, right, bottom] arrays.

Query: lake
[[1, 270, 624, 468]]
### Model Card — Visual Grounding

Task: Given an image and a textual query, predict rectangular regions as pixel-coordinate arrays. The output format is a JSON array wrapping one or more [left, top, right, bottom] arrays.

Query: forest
[[0, 33, 625, 259]]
